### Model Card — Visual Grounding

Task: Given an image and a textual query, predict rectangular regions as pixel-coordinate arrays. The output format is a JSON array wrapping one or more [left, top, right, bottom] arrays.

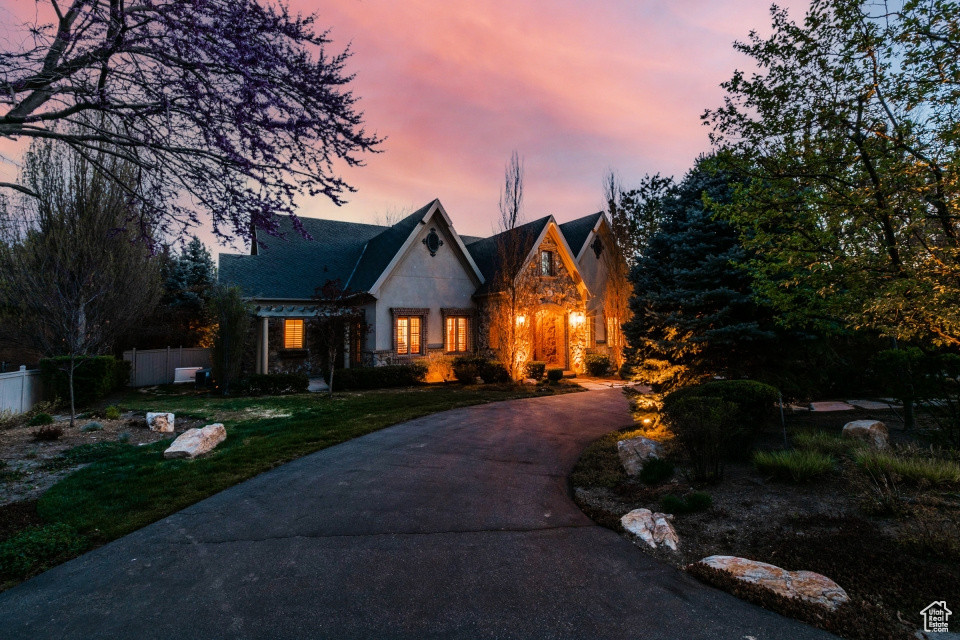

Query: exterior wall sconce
[[569, 312, 585, 327], [515, 315, 526, 326]]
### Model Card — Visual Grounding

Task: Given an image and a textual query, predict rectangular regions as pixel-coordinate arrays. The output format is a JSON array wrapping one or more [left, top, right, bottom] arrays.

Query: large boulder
[[617, 436, 663, 476], [697, 555, 849, 611], [842, 420, 889, 449], [621, 508, 679, 551], [146, 412, 175, 433], [163, 423, 226, 459]]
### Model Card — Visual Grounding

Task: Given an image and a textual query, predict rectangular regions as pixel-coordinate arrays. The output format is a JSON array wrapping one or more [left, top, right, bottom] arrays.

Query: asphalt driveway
[[0, 388, 834, 639]]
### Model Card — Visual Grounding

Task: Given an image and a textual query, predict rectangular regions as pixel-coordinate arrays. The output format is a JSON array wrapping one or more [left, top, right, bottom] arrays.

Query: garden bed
[[572, 397, 960, 640]]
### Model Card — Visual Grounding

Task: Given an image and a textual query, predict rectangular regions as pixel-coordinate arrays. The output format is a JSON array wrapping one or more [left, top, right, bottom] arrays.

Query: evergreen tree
[[158, 237, 217, 347], [623, 157, 775, 389]]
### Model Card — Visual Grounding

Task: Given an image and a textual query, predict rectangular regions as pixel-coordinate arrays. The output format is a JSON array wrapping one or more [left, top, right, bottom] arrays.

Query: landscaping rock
[[146, 412, 175, 433], [842, 420, 889, 449], [697, 555, 849, 611], [163, 423, 226, 459], [621, 508, 679, 551], [617, 436, 662, 476]]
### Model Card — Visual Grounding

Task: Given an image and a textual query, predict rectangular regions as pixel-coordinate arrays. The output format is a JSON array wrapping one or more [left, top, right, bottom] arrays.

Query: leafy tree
[[160, 237, 217, 346], [603, 171, 673, 265], [0, 0, 382, 243], [623, 158, 775, 389], [209, 285, 250, 396], [0, 137, 161, 425], [704, 0, 960, 346]]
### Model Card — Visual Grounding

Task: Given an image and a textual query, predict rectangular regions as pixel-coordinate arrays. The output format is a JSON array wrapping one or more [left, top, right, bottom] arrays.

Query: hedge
[[39, 356, 130, 408], [585, 354, 611, 377], [525, 361, 546, 380], [452, 357, 510, 384], [240, 373, 309, 396], [330, 363, 428, 391]]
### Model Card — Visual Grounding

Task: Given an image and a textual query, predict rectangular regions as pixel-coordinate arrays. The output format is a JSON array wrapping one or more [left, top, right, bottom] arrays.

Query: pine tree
[[158, 236, 217, 346], [623, 157, 775, 389]]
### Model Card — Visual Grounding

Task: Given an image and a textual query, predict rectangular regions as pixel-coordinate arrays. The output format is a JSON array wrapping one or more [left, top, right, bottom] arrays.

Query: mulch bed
[[572, 404, 960, 640]]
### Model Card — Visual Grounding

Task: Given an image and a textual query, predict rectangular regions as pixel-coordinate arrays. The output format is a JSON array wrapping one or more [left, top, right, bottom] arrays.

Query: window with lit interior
[[395, 316, 422, 355], [284, 319, 304, 349], [540, 250, 554, 276], [445, 317, 469, 353]]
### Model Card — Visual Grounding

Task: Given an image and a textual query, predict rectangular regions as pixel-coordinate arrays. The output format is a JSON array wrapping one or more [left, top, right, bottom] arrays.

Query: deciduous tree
[[0, 0, 382, 242], [0, 136, 161, 424]]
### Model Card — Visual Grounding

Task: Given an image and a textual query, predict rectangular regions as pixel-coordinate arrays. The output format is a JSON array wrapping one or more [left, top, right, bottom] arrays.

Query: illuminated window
[[396, 316, 422, 355], [445, 317, 469, 353], [284, 319, 304, 349], [540, 250, 554, 276], [586, 315, 595, 348]]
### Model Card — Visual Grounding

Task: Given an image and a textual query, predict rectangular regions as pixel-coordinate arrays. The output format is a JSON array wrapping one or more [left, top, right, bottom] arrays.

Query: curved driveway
[[0, 388, 833, 639]]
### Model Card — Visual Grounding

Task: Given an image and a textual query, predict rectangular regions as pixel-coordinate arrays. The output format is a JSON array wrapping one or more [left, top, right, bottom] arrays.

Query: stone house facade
[[220, 199, 624, 379]]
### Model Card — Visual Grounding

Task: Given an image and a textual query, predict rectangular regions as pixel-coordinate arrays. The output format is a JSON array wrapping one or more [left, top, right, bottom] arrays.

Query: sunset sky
[[0, 0, 809, 251]]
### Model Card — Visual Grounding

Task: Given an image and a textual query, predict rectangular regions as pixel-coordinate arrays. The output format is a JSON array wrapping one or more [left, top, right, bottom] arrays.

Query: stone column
[[260, 317, 269, 374]]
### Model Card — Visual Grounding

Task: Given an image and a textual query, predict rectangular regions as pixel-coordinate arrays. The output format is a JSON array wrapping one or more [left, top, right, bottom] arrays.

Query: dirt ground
[[0, 412, 206, 506], [573, 404, 960, 640]]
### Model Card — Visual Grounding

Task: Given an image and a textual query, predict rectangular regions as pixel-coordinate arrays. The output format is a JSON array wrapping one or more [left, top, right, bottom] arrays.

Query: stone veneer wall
[[240, 316, 325, 377], [476, 236, 588, 373]]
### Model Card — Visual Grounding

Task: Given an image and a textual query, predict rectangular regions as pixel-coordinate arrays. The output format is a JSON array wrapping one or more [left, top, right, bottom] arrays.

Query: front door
[[535, 310, 565, 368]]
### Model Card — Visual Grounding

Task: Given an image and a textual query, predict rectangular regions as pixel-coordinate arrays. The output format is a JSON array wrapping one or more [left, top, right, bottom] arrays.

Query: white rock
[[698, 555, 849, 611], [842, 420, 889, 449], [146, 412, 175, 433], [163, 424, 226, 459], [617, 436, 663, 476], [621, 508, 679, 551]]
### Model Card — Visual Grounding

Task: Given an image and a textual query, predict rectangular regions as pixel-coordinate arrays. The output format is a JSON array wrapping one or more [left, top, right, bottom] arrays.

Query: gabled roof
[[219, 216, 384, 299], [345, 201, 435, 292], [219, 199, 485, 301], [465, 216, 551, 295], [558, 211, 604, 258]]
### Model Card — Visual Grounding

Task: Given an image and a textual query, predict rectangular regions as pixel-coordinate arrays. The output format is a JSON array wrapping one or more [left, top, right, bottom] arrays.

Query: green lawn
[[2, 382, 581, 589]]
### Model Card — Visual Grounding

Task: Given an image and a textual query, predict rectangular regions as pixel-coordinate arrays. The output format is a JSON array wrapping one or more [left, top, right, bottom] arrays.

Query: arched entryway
[[533, 304, 568, 370]]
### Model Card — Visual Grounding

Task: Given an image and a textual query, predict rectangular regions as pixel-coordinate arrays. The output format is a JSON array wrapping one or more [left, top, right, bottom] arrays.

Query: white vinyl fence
[[0, 366, 45, 415], [122, 347, 212, 387]]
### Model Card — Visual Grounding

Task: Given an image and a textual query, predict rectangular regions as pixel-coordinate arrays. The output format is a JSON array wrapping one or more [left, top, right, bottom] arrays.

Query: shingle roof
[[345, 200, 436, 292], [219, 216, 385, 299], [465, 216, 551, 295], [558, 212, 604, 257]]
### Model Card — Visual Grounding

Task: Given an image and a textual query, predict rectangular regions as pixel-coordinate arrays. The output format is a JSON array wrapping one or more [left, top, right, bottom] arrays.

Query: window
[[540, 250, 554, 276], [445, 317, 469, 353], [284, 319, 304, 349], [396, 316, 422, 355]]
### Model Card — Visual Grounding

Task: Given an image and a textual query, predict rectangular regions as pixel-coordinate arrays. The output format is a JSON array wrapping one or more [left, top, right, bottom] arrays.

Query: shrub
[[330, 363, 427, 391], [525, 361, 546, 380], [547, 368, 564, 383], [27, 412, 54, 426], [662, 380, 779, 459], [753, 449, 835, 482], [618, 362, 633, 380], [104, 405, 121, 420], [118, 431, 131, 444], [854, 450, 960, 486], [585, 354, 611, 377], [80, 422, 104, 432], [39, 356, 128, 408], [662, 397, 741, 481], [638, 458, 674, 485], [480, 361, 511, 384], [0, 523, 87, 580], [32, 425, 63, 441], [660, 491, 712, 514], [243, 373, 309, 396], [452, 356, 485, 384]]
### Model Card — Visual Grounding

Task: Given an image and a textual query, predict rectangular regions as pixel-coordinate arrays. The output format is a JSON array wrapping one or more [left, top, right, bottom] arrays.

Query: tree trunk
[[68, 355, 76, 429]]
